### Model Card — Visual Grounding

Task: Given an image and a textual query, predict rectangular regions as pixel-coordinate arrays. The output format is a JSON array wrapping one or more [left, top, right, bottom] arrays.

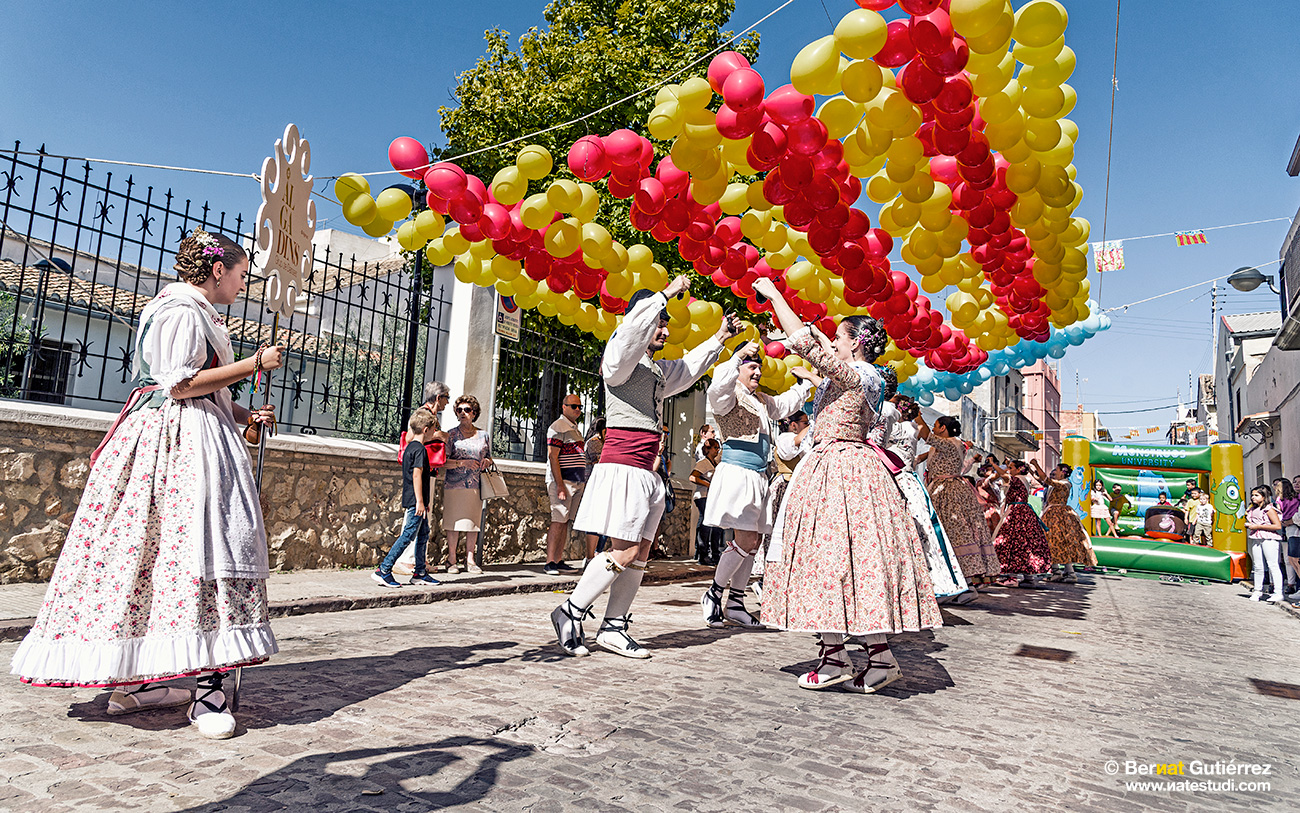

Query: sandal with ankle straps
[[797, 640, 853, 690], [843, 641, 902, 694]]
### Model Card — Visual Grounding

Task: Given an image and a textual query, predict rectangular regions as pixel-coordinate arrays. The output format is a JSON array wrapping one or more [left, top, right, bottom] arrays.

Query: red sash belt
[[89, 385, 162, 468]]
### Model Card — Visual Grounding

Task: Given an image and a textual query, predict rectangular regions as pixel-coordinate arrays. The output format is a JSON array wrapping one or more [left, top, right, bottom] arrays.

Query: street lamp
[[1227, 266, 1280, 295], [20, 257, 73, 400]]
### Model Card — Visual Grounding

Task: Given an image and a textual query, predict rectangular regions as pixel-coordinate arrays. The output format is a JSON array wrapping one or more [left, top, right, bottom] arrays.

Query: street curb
[[0, 565, 714, 642]]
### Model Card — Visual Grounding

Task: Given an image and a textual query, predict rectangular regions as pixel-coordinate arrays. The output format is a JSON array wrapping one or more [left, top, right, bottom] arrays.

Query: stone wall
[[0, 402, 692, 583]]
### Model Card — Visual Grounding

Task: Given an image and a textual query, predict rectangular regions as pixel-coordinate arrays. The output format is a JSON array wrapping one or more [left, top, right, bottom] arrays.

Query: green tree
[[0, 291, 32, 397], [437, 0, 761, 438]]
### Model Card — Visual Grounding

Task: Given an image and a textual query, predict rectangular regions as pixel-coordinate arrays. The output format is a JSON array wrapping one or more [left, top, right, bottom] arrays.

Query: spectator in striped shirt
[[544, 395, 589, 575]]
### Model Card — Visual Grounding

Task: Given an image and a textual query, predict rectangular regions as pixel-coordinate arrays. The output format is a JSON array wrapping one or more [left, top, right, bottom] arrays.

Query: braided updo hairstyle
[[894, 394, 919, 421], [841, 315, 888, 362], [877, 364, 898, 400], [174, 229, 246, 285]]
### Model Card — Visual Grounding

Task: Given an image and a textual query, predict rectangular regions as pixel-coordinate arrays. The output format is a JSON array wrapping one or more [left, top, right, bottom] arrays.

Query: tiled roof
[[0, 259, 325, 357]]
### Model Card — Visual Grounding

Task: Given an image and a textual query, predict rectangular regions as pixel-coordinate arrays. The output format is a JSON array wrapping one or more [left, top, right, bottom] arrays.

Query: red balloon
[[898, 60, 943, 104], [685, 217, 715, 243], [815, 203, 851, 230], [388, 137, 429, 180], [751, 120, 790, 162], [635, 178, 667, 214], [662, 198, 692, 233], [920, 37, 970, 77], [807, 223, 841, 254], [629, 204, 660, 232], [708, 51, 751, 94], [778, 153, 815, 188], [466, 174, 488, 203], [424, 163, 467, 200], [716, 103, 764, 139], [840, 175, 863, 206], [843, 209, 872, 239], [716, 216, 743, 245], [764, 85, 815, 126], [722, 68, 766, 113], [786, 117, 829, 155], [934, 102, 975, 130], [806, 175, 842, 212], [874, 20, 916, 68], [763, 169, 798, 205], [935, 75, 973, 113], [812, 141, 845, 170], [568, 136, 609, 182], [932, 124, 971, 155], [899, 0, 942, 12], [865, 229, 893, 257], [425, 189, 450, 215], [909, 9, 953, 57], [448, 192, 483, 225], [458, 220, 485, 242], [929, 155, 959, 183], [678, 236, 705, 262], [604, 129, 643, 166], [654, 157, 690, 199], [783, 196, 816, 228], [745, 144, 780, 172], [855, 0, 896, 9], [957, 132, 991, 167], [952, 182, 984, 209], [480, 203, 511, 240]]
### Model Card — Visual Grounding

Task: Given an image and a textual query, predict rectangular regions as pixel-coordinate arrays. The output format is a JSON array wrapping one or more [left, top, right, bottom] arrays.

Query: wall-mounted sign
[[495, 294, 520, 341], [254, 124, 317, 318]]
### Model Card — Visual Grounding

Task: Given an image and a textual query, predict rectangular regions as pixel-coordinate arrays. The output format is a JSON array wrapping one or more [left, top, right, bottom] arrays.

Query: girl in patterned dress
[[754, 277, 939, 695], [921, 418, 1002, 590], [988, 460, 1054, 586], [1035, 462, 1097, 583], [11, 230, 281, 739]]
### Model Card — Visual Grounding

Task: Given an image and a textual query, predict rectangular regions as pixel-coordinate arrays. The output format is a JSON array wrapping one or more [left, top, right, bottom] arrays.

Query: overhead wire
[[1095, 0, 1123, 309]]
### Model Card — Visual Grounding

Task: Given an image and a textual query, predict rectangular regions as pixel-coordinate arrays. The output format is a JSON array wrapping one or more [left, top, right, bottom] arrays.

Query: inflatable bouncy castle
[[1061, 437, 1245, 582]]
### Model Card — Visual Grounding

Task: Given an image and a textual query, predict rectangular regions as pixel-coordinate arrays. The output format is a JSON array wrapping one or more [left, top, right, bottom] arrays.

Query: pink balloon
[[899, 0, 941, 13], [716, 216, 743, 245], [425, 189, 450, 215], [764, 85, 814, 126], [750, 120, 790, 162], [607, 173, 638, 199], [629, 204, 660, 232], [465, 174, 488, 203], [722, 68, 765, 112], [448, 193, 484, 225], [873, 20, 916, 68], [855, 0, 895, 10], [898, 60, 943, 104], [929, 155, 959, 183], [764, 341, 788, 359], [423, 163, 467, 200], [934, 74, 973, 114], [655, 157, 690, 198], [638, 137, 655, 167], [567, 135, 610, 182], [708, 51, 752, 94], [388, 137, 429, 180], [458, 220, 485, 242], [604, 129, 643, 166], [480, 203, 512, 240]]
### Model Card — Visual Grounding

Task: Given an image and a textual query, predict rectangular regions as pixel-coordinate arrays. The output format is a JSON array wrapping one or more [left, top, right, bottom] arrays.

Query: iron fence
[[0, 142, 449, 442], [492, 326, 602, 462]]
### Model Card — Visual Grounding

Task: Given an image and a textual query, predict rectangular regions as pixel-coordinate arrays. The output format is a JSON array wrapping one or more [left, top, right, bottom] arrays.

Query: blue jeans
[[379, 507, 429, 576]]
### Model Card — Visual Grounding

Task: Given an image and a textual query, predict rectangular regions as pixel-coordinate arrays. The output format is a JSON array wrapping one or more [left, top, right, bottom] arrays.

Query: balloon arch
[[335, 0, 1108, 406]]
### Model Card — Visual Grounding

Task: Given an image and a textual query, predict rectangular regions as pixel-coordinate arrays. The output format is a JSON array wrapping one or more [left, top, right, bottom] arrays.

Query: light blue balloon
[[976, 366, 992, 381], [944, 386, 962, 401], [918, 390, 934, 406]]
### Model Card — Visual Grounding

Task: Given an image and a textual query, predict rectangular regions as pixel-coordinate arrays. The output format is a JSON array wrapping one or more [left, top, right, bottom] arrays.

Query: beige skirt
[[444, 486, 482, 532]]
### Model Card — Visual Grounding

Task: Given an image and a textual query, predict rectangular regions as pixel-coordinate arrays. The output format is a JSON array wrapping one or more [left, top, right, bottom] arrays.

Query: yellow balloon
[[573, 183, 601, 222], [654, 84, 680, 107], [1013, 0, 1069, 48], [513, 273, 538, 296], [1005, 157, 1042, 194], [1013, 36, 1064, 66], [669, 137, 709, 173], [964, 10, 1013, 54], [746, 180, 773, 211], [970, 52, 1015, 97], [978, 79, 1022, 124], [786, 261, 816, 290], [515, 145, 553, 181], [949, 0, 1008, 40], [818, 96, 862, 140], [647, 101, 686, 140], [791, 35, 841, 96], [677, 76, 713, 110], [683, 109, 722, 149], [469, 239, 495, 261], [544, 218, 581, 258], [424, 239, 453, 266], [395, 221, 424, 252], [605, 271, 633, 299], [375, 188, 413, 223], [547, 179, 581, 213], [719, 183, 749, 216], [443, 227, 471, 255], [362, 217, 393, 238], [833, 8, 888, 59], [520, 193, 557, 230], [342, 194, 377, 226], [415, 209, 445, 240], [491, 254, 522, 281], [626, 243, 654, 272], [334, 173, 370, 205], [900, 171, 936, 204], [841, 59, 884, 103], [453, 255, 480, 284], [490, 166, 526, 206], [580, 222, 614, 259]]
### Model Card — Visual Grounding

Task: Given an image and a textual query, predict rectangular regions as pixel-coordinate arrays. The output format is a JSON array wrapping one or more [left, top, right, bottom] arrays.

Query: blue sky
[[3, 0, 1298, 432]]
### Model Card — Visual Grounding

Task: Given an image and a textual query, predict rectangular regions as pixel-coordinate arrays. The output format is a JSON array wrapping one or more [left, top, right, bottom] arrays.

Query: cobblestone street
[[2, 573, 1296, 812]]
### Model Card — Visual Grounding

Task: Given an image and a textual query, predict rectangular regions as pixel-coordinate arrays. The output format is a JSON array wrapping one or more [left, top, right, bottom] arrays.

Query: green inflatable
[[1089, 536, 1233, 582]]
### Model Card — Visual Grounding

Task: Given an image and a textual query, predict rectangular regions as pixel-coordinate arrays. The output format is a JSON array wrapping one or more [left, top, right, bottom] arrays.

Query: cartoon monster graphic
[[1135, 469, 1163, 516], [1068, 466, 1086, 518], [1211, 475, 1244, 535]]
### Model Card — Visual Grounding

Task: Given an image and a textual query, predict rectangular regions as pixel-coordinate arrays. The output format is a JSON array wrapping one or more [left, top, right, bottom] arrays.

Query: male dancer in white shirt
[[552, 276, 738, 657]]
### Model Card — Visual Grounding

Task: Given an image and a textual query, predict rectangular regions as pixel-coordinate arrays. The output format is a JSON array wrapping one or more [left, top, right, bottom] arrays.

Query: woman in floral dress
[[11, 230, 281, 739], [1035, 462, 1097, 583], [976, 463, 1004, 536], [922, 418, 1002, 589], [443, 395, 492, 574], [988, 460, 1054, 586], [754, 277, 939, 695]]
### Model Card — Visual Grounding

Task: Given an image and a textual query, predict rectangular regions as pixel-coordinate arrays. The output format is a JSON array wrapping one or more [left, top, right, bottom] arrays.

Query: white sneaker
[[106, 683, 191, 716], [1267, 594, 1285, 604], [1249, 592, 1264, 601]]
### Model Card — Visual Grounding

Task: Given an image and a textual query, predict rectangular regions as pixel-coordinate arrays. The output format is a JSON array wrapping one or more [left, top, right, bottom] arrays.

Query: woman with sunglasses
[[444, 395, 491, 574]]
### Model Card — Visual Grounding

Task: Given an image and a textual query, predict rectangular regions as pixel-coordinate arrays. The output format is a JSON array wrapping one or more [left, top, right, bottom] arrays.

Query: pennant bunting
[[1175, 230, 1207, 246], [1146, 426, 1160, 434], [1092, 240, 1125, 272]]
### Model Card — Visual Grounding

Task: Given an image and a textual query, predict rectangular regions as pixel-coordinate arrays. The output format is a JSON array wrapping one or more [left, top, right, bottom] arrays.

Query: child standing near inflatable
[[1245, 485, 1284, 603]]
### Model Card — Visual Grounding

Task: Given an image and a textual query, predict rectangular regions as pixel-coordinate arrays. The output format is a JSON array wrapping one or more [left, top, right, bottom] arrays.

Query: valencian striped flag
[[1092, 240, 1124, 272], [1176, 230, 1208, 246]]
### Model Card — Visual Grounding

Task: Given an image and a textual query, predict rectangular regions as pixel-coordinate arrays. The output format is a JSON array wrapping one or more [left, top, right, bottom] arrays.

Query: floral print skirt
[[991, 504, 1053, 576], [1042, 505, 1098, 566], [929, 477, 1002, 579], [762, 441, 941, 636], [11, 406, 276, 688]]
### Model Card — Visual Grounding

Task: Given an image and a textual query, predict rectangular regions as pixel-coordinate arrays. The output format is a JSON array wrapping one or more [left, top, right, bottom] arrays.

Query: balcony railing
[[996, 408, 1038, 435]]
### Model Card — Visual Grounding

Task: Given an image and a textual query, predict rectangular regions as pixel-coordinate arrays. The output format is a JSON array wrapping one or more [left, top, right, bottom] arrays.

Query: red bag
[[398, 431, 447, 468]]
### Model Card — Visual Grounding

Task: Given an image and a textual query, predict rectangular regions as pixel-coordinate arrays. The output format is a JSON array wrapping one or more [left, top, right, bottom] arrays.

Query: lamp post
[[1227, 265, 1285, 317], [20, 256, 73, 400]]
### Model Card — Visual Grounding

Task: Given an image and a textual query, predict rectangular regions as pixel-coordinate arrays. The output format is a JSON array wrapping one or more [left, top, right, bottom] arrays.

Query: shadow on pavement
[[949, 580, 1095, 621], [67, 641, 522, 732], [176, 737, 533, 812], [777, 631, 953, 698]]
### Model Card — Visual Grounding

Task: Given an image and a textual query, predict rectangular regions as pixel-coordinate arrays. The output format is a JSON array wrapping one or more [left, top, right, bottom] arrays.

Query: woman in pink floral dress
[[754, 277, 939, 695], [922, 420, 1002, 589], [988, 460, 1054, 586], [10, 230, 281, 740]]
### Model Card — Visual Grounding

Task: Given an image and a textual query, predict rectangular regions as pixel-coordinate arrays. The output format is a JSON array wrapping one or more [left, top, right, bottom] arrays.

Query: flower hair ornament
[[194, 229, 224, 260]]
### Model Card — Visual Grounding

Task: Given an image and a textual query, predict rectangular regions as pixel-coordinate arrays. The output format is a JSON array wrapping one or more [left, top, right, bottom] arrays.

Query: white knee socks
[[570, 553, 623, 610], [713, 542, 755, 592], [604, 560, 647, 619]]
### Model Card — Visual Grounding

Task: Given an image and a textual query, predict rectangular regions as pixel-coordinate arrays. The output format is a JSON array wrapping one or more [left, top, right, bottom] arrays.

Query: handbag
[[479, 463, 509, 500]]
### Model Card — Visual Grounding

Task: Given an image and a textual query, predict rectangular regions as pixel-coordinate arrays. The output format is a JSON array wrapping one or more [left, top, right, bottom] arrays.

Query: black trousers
[[695, 497, 724, 565]]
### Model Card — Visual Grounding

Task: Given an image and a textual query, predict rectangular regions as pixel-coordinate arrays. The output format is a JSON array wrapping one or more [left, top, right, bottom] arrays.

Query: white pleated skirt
[[573, 462, 665, 543], [703, 461, 773, 534]]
